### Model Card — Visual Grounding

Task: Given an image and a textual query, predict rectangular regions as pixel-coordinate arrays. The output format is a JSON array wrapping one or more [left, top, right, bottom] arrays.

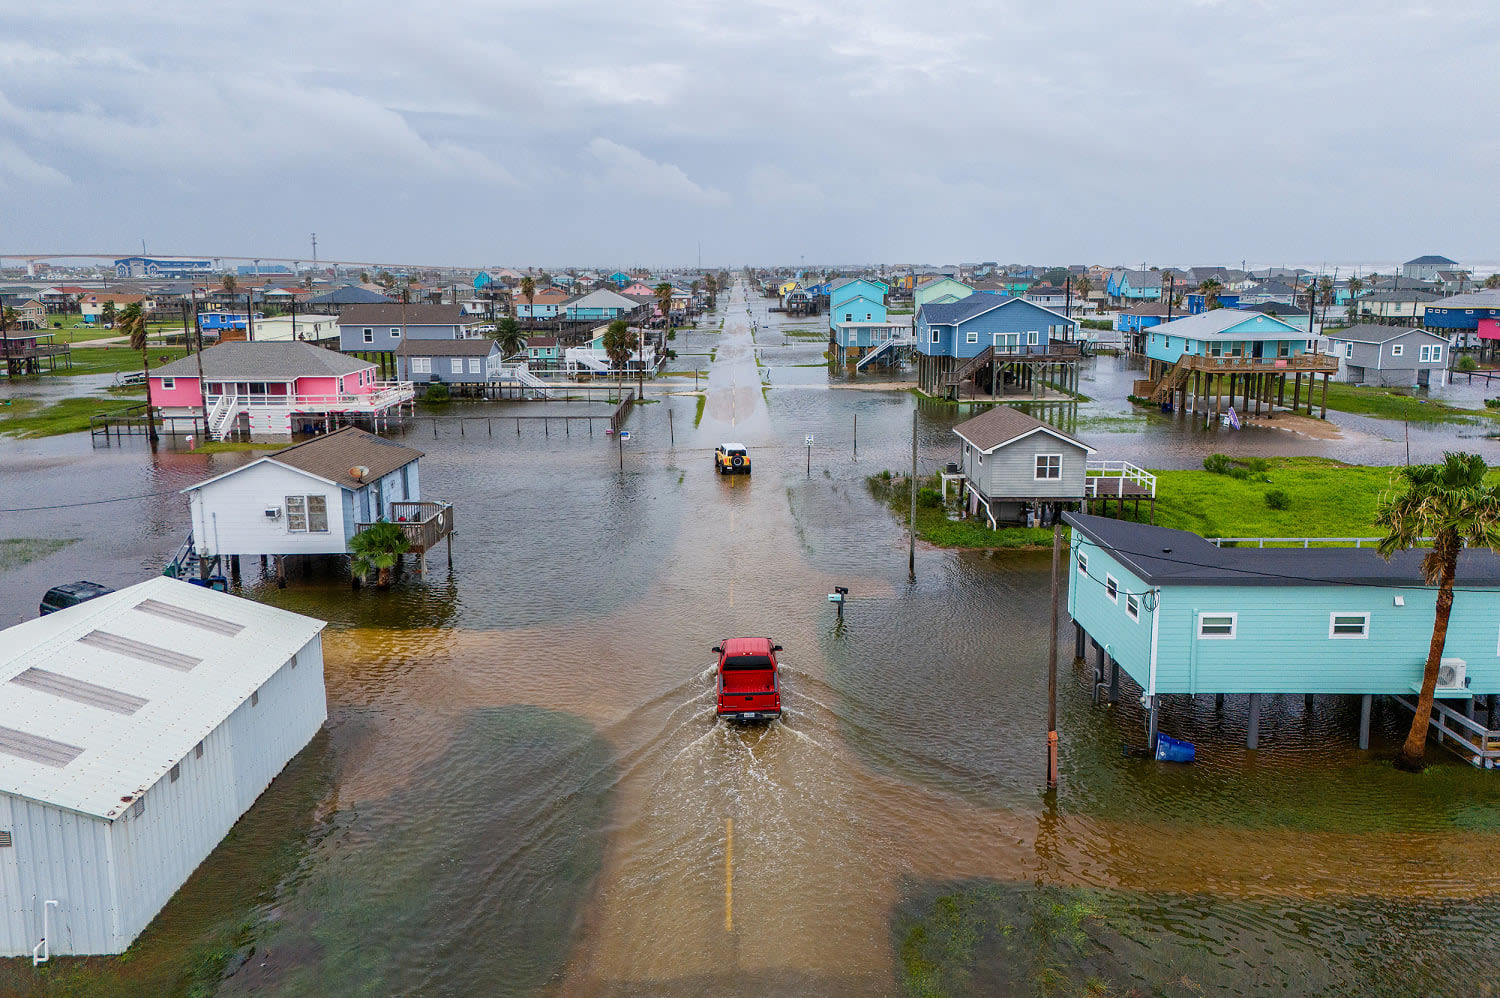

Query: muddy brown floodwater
[[4, 282, 1500, 997]]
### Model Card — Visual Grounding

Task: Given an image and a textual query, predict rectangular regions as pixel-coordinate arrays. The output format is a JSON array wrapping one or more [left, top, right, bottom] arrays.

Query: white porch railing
[[205, 382, 414, 416], [491, 362, 553, 399], [207, 393, 239, 440], [855, 331, 916, 370], [1085, 460, 1157, 498]]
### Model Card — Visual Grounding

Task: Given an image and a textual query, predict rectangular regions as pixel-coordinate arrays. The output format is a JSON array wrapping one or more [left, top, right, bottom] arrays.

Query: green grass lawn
[[781, 329, 828, 340], [0, 537, 78, 572], [63, 341, 195, 377], [871, 458, 1500, 548], [1321, 382, 1497, 423], [0, 395, 144, 438]]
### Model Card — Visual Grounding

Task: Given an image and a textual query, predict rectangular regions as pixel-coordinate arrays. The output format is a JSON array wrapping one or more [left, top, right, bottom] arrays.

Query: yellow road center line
[[725, 817, 734, 932]]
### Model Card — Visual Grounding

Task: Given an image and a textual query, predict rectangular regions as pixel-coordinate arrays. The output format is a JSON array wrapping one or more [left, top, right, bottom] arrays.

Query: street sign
[[620, 430, 631, 441], [805, 435, 814, 445]]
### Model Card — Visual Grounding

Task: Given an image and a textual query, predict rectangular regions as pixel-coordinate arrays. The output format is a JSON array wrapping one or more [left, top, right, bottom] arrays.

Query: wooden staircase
[[1149, 365, 1190, 404], [944, 347, 997, 393]]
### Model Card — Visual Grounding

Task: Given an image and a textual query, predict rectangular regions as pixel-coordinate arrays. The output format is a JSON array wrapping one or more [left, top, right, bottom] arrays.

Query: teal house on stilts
[[1062, 512, 1500, 763]]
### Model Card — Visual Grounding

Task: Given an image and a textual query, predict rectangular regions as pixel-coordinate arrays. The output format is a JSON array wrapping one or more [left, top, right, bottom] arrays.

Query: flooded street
[[5, 282, 1500, 996]]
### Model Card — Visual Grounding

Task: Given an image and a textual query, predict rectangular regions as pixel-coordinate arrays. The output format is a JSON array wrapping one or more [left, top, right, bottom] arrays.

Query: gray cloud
[[1, 0, 1496, 267]]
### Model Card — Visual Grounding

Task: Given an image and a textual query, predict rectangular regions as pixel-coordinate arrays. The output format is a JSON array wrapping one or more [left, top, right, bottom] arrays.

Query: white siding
[[0, 634, 326, 957], [191, 461, 349, 557]]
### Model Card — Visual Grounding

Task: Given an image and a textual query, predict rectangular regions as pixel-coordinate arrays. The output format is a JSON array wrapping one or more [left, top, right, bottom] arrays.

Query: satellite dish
[[350, 465, 370, 481]]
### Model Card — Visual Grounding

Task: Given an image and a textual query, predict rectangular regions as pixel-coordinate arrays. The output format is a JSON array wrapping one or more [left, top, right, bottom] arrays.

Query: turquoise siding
[[829, 293, 886, 332], [1144, 313, 1314, 365], [1069, 528, 1500, 696]]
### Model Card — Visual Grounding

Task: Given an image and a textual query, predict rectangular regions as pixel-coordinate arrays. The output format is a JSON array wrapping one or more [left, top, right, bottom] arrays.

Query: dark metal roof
[[396, 338, 498, 357], [920, 292, 1025, 324], [272, 427, 423, 490], [1406, 255, 1459, 266], [1062, 513, 1500, 588]]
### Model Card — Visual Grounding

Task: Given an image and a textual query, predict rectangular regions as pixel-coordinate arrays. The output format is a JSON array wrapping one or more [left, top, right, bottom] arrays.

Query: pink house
[[1479, 317, 1500, 341], [149, 341, 414, 442], [619, 282, 656, 297]]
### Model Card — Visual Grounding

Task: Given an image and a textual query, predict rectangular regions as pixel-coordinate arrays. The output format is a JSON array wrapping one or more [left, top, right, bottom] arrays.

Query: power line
[[1, 490, 183, 513]]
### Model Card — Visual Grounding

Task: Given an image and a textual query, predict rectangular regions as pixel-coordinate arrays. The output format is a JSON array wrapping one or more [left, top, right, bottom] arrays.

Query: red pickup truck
[[713, 637, 783, 722]]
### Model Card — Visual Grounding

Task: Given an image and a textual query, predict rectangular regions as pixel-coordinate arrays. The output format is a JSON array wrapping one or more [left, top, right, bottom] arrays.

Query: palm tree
[[496, 317, 524, 358], [221, 273, 238, 294], [518, 276, 536, 320], [654, 282, 674, 334], [119, 302, 159, 444], [1074, 275, 1092, 305], [1377, 453, 1500, 769], [1317, 276, 1335, 328], [1485, 274, 1500, 290], [602, 318, 633, 391], [100, 300, 118, 328], [349, 521, 410, 589], [1196, 277, 1222, 310]]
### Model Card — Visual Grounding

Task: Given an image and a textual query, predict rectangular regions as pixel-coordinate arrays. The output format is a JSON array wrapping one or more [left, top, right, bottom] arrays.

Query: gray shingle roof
[[396, 338, 498, 357], [1426, 289, 1500, 309], [152, 341, 372, 380], [1327, 324, 1447, 345], [1405, 255, 1459, 266], [953, 405, 1093, 454], [1063, 513, 1500, 587], [301, 285, 393, 305], [338, 304, 470, 325]]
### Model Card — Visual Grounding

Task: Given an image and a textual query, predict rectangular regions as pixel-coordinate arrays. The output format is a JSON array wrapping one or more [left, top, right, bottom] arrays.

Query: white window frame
[[390, 326, 401, 339], [1076, 551, 1087, 575], [1126, 593, 1140, 621], [468, 357, 481, 373], [450, 357, 464, 374], [410, 357, 431, 374], [1035, 454, 1061, 480], [1329, 612, 1370, 639], [362, 327, 373, 343], [161, 377, 175, 390], [1105, 574, 1119, 603], [1344, 341, 1353, 358], [966, 330, 978, 344], [930, 327, 940, 343], [1389, 344, 1403, 357], [1197, 612, 1237, 639], [1027, 330, 1039, 345]]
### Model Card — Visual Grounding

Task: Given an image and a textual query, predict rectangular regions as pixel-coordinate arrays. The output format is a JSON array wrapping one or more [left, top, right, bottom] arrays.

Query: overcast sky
[[2, 1, 1496, 269]]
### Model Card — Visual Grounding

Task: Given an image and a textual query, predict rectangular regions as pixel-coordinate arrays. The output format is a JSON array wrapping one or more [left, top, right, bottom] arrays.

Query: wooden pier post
[[1047, 522, 1061, 789], [1292, 373, 1302, 413], [1247, 693, 1262, 749], [1073, 622, 1084, 662], [1320, 373, 1329, 418], [1359, 694, 1373, 750], [1109, 659, 1119, 703]]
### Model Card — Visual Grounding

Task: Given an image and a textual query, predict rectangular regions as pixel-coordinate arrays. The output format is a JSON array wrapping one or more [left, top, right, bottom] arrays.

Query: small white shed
[[0, 577, 327, 957]]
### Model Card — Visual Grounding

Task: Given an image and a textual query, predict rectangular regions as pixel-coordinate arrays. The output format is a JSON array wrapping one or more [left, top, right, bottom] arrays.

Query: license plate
[[739, 712, 759, 721]]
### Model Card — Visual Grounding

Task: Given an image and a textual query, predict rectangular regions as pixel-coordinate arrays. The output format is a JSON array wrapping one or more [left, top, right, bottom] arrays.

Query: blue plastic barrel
[[1154, 733, 1195, 763]]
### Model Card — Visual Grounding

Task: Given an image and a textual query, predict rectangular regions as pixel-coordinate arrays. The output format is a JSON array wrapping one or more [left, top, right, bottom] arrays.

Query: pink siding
[[149, 376, 203, 408], [295, 376, 341, 398], [1479, 318, 1500, 341]]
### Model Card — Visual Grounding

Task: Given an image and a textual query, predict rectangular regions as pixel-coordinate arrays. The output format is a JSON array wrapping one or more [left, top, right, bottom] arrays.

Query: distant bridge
[[0, 252, 483, 276]]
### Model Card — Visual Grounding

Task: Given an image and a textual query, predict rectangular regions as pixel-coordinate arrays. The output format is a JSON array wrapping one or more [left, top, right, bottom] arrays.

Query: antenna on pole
[[311, 233, 318, 268]]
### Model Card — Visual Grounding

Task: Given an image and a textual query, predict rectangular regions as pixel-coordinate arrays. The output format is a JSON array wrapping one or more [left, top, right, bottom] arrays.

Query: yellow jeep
[[714, 443, 752, 475]]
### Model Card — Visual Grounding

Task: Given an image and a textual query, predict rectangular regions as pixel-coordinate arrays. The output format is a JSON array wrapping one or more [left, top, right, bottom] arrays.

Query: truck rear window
[[723, 654, 772, 669]]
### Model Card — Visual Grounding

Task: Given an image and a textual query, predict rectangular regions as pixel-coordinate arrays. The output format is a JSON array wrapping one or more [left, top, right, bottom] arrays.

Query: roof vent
[[350, 465, 370, 482]]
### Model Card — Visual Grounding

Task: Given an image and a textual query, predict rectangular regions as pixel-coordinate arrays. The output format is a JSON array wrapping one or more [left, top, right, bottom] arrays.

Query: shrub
[[667, 329, 676, 340], [423, 382, 450, 403], [1456, 355, 1478, 372], [1264, 489, 1291, 510], [1486, 398, 1500, 410], [917, 487, 944, 509], [1203, 453, 1233, 475]]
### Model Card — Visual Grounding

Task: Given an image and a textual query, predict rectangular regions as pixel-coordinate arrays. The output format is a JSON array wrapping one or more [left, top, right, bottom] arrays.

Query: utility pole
[[1047, 521, 1062, 788], [245, 294, 255, 342], [311, 233, 317, 270], [193, 290, 209, 438], [908, 408, 917, 579]]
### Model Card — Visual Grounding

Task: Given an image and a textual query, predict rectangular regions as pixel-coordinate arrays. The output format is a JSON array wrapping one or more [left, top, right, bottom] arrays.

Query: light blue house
[[563, 289, 644, 323], [1106, 269, 1162, 303], [1143, 309, 1313, 367], [828, 278, 889, 333], [1064, 512, 1500, 754]]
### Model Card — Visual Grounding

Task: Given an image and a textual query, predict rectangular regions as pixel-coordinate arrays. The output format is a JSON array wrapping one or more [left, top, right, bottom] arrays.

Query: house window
[[1028, 330, 1039, 345], [390, 327, 401, 339], [966, 330, 978, 344], [1198, 613, 1237, 638], [1076, 551, 1087, 574], [865, 313, 872, 320], [251, 690, 259, 707], [451, 358, 464, 374], [363, 327, 373, 343], [411, 357, 431, 374], [468, 358, 481, 374], [284, 495, 329, 532], [1105, 575, 1118, 603], [1126, 593, 1140, 621], [1344, 342, 1353, 358], [1035, 454, 1061, 480], [1390, 344, 1403, 357], [845, 313, 853, 322], [1329, 612, 1369, 638], [1420, 344, 1443, 363], [931, 328, 940, 343], [161, 377, 175, 390]]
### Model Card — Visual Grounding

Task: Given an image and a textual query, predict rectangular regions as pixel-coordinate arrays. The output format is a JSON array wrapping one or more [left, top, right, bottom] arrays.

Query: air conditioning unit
[[1436, 658, 1467, 691], [264, 506, 282, 519]]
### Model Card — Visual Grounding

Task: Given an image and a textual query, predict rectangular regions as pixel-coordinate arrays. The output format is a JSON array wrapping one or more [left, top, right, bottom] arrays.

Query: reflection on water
[[3, 284, 1500, 996]]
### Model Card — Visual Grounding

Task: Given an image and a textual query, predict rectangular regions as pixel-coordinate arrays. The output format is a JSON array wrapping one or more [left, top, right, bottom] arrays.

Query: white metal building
[[0, 577, 327, 958]]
